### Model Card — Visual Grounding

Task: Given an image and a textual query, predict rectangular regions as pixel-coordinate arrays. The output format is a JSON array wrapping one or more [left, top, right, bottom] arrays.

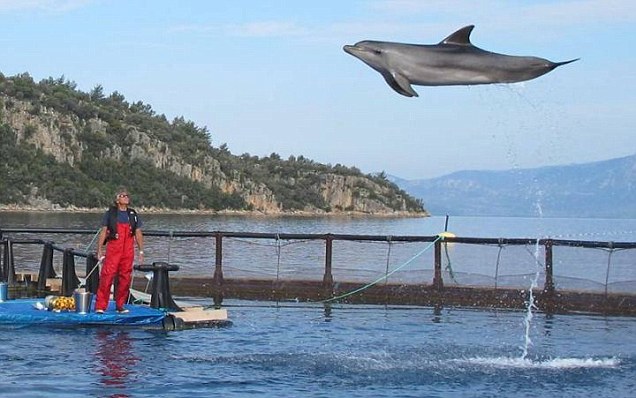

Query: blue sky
[[1, 0, 634, 179]]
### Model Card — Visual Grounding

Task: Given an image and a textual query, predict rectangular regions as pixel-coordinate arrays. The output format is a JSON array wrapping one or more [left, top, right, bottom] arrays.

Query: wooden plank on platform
[[46, 278, 62, 292], [16, 273, 39, 282], [170, 308, 228, 323]]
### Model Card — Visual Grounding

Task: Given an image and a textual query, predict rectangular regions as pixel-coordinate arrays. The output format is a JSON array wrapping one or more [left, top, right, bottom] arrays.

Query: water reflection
[[323, 303, 332, 321], [93, 329, 138, 398], [543, 313, 554, 337], [431, 303, 443, 323]]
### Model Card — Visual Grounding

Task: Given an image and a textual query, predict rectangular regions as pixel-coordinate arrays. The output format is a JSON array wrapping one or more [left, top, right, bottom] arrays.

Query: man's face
[[116, 192, 130, 205]]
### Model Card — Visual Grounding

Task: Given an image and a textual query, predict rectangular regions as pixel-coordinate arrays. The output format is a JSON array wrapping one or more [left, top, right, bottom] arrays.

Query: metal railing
[[1, 227, 635, 314]]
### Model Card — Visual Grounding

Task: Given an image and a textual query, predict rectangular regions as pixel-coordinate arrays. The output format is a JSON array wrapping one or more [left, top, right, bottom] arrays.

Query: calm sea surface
[[1, 301, 635, 397], [1, 213, 635, 397], [2, 212, 636, 239]]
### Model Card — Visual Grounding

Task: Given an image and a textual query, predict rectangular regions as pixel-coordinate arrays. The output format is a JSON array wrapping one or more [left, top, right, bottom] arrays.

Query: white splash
[[520, 239, 542, 360], [459, 356, 620, 369]]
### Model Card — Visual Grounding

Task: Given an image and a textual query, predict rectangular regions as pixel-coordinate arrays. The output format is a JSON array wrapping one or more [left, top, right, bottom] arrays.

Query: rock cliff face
[[2, 95, 284, 212], [320, 174, 409, 213], [1, 92, 424, 215], [6, 99, 82, 165]]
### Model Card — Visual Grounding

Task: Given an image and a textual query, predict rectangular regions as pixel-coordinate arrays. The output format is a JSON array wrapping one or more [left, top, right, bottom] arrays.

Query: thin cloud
[[371, 0, 636, 25], [228, 21, 308, 37], [170, 20, 448, 45], [0, 0, 92, 13], [169, 21, 309, 38]]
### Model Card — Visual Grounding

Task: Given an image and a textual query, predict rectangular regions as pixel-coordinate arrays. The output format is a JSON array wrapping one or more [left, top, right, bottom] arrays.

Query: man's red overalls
[[95, 221, 135, 311]]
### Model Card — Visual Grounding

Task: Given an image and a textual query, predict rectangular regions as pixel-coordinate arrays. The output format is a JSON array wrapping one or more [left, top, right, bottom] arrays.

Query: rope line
[[167, 230, 174, 264], [77, 257, 103, 288], [443, 241, 457, 284], [275, 234, 282, 283], [228, 237, 314, 248], [494, 240, 505, 289], [322, 236, 441, 303], [384, 237, 392, 287], [83, 228, 101, 253], [604, 248, 614, 298]]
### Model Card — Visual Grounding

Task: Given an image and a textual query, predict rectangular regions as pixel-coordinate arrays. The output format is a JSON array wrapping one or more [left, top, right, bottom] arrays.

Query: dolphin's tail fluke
[[553, 58, 580, 68]]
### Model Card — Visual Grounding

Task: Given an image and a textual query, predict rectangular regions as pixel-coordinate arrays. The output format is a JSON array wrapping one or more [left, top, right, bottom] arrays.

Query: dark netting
[[221, 237, 325, 281], [157, 235, 216, 276], [331, 240, 432, 284], [439, 241, 547, 289], [551, 245, 636, 294], [3, 229, 635, 306]]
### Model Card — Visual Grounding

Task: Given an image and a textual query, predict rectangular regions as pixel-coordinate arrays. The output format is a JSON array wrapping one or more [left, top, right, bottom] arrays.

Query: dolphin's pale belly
[[407, 68, 496, 86], [395, 49, 545, 86], [344, 32, 573, 97]]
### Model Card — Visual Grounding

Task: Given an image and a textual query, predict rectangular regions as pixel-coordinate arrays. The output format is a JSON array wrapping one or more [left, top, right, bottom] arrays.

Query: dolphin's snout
[[343, 45, 356, 55]]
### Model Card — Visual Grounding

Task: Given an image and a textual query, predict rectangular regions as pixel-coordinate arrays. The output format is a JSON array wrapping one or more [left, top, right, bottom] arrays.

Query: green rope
[[322, 236, 442, 303]]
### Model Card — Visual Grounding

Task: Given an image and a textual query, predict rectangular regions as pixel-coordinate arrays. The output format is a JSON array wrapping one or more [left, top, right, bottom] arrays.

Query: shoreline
[[0, 204, 429, 218]]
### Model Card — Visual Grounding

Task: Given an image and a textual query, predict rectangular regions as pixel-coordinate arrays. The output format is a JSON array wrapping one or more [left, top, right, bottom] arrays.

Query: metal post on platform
[[543, 239, 556, 313], [212, 232, 224, 308], [433, 239, 444, 292], [2, 239, 16, 285], [61, 248, 80, 296], [134, 262, 181, 310], [322, 234, 334, 299], [37, 242, 56, 292], [85, 254, 100, 293]]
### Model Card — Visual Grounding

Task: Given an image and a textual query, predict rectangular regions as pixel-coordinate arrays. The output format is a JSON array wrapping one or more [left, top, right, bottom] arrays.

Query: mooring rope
[[84, 228, 101, 253], [229, 236, 312, 248], [167, 230, 174, 264], [322, 236, 442, 303], [604, 246, 614, 298], [443, 241, 457, 284], [77, 257, 104, 289], [384, 236, 392, 288], [494, 239, 505, 290], [73, 228, 102, 288], [275, 233, 282, 284]]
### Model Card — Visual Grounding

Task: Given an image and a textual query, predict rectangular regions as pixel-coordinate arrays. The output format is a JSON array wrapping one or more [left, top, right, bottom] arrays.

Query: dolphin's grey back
[[343, 25, 578, 96]]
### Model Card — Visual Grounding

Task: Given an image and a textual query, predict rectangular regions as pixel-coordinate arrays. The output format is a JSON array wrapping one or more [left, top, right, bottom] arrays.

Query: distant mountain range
[[391, 154, 636, 218]]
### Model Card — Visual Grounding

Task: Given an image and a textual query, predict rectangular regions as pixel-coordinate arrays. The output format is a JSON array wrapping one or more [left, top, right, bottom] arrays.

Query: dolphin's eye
[[373, 49, 382, 55]]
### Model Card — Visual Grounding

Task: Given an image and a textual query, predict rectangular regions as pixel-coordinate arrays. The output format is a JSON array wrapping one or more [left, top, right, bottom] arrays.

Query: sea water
[[1, 214, 635, 396], [0, 300, 634, 397], [2, 213, 636, 239]]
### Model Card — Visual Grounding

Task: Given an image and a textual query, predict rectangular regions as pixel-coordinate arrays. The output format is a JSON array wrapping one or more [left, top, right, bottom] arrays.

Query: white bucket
[[73, 290, 93, 314]]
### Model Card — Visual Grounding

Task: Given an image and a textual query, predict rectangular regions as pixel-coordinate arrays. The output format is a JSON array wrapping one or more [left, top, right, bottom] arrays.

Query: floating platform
[[0, 298, 230, 330]]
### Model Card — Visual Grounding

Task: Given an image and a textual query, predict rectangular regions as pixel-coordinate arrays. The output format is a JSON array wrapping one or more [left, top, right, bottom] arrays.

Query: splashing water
[[460, 356, 620, 369], [534, 189, 544, 218], [520, 239, 542, 360]]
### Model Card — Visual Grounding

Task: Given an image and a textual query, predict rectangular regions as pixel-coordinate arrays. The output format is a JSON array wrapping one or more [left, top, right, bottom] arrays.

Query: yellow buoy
[[437, 231, 456, 239]]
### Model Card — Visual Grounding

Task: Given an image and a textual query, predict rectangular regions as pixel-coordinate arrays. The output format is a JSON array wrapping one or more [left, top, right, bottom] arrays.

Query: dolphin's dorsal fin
[[439, 25, 475, 46]]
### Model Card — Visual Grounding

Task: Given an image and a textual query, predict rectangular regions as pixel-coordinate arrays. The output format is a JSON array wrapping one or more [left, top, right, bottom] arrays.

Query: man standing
[[95, 188, 144, 313]]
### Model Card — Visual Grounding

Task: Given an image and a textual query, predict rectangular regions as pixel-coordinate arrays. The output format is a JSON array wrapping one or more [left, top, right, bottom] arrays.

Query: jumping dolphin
[[343, 25, 578, 97]]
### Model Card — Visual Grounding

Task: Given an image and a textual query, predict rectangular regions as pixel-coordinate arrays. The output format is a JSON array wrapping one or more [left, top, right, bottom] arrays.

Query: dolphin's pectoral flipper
[[439, 25, 475, 46], [382, 71, 419, 97]]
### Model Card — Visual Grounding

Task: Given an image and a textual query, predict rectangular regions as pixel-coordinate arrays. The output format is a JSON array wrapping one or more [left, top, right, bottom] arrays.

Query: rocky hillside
[[0, 72, 426, 215]]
